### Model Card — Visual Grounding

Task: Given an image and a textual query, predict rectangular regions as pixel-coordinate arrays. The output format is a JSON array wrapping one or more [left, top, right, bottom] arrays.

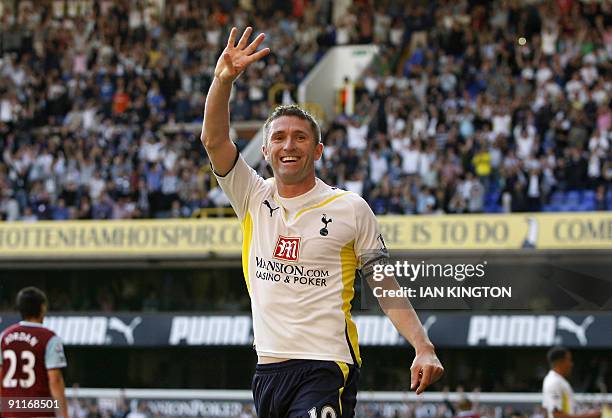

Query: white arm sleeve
[[45, 336, 67, 369]]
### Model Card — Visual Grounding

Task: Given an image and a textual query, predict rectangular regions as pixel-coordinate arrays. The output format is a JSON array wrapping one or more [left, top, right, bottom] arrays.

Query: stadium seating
[[0, 0, 609, 222]]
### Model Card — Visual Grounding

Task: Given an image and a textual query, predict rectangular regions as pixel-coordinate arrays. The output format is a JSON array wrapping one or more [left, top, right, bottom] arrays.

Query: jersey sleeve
[[213, 152, 268, 220], [45, 336, 67, 369], [352, 196, 389, 270]]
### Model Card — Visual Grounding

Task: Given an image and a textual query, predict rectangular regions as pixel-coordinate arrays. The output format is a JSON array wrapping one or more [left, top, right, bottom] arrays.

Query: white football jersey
[[215, 154, 387, 365], [542, 370, 575, 418]]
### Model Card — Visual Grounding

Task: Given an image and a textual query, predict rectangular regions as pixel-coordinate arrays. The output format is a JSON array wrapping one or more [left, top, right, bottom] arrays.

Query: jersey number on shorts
[[308, 405, 337, 418], [2, 349, 36, 388]]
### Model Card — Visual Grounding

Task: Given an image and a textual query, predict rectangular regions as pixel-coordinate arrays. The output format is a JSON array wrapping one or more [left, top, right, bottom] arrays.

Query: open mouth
[[280, 156, 300, 163]]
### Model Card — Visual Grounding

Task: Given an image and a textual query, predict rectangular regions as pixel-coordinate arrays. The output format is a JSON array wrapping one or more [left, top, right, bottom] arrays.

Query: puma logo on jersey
[[273, 236, 301, 261], [263, 200, 280, 217], [320, 214, 332, 236]]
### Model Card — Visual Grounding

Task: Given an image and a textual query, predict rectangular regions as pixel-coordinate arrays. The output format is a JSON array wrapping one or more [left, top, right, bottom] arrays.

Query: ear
[[262, 145, 270, 162], [314, 142, 323, 161]]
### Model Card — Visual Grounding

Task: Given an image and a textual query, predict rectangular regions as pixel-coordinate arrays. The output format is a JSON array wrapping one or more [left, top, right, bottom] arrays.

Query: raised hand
[[215, 27, 270, 84]]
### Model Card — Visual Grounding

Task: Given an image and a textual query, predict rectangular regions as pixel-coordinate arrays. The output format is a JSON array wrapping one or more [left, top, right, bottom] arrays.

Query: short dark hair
[[16, 287, 47, 319], [263, 104, 321, 146], [547, 346, 570, 366]]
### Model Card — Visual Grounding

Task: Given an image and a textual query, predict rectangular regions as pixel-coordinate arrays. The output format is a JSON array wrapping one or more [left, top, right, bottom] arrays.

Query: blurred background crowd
[[64, 393, 604, 418], [0, 0, 610, 221]]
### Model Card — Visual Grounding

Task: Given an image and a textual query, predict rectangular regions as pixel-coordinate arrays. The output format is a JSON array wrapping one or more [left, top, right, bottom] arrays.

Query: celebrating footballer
[[201, 27, 443, 418]]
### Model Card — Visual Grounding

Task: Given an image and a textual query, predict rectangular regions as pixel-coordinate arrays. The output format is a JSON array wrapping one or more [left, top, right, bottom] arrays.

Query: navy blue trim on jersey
[[344, 323, 359, 367], [211, 143, 240, 177]]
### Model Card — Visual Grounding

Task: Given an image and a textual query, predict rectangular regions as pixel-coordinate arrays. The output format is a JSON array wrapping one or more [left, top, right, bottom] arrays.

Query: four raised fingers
[[226, 27, 268, 64]]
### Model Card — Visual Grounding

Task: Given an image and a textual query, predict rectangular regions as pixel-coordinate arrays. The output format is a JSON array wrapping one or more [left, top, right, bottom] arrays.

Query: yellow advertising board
[[379, 212, 612, 250], [0, 212, 610, 259], [0, 219, 243, 257]]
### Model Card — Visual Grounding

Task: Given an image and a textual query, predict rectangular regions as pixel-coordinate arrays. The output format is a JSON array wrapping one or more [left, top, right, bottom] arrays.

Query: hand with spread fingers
[[215, 27, 270, 84], [410, 348, 444, 395]]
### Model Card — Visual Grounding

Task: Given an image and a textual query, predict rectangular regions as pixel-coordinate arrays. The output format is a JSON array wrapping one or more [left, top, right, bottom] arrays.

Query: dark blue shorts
[[252, 359, 360, 418]]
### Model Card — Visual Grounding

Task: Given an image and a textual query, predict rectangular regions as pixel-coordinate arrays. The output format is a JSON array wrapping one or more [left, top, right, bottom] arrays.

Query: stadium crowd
[[307, 0, 612, 215], [0, 0, 610, 222]]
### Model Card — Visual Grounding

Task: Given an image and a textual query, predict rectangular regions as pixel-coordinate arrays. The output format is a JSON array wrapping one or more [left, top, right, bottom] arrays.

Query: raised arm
[[201, 27, 270, 176]]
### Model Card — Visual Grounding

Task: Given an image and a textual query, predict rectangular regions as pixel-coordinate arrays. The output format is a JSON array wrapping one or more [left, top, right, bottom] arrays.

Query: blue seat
[[583, 190, 595, 201], [486, 195, 498, 205], [550, 191, 564, 204], [566, 191, 581, 204]]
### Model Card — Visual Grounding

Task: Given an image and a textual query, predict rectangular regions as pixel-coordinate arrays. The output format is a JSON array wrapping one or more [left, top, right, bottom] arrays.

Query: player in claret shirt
[[201, 27, 443, 418], [0, 287, 68, 418]]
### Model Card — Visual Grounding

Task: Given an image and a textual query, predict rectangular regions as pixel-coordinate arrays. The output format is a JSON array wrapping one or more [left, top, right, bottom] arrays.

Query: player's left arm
[[353, 197, 443, 394], [48, 369, 68, 418], [46, 336, 68, 418], [366, 272, 444, 394]]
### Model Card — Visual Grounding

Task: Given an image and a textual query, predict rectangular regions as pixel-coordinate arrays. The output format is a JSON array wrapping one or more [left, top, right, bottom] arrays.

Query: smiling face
[[262, 115, 323, 189]]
